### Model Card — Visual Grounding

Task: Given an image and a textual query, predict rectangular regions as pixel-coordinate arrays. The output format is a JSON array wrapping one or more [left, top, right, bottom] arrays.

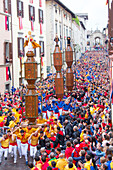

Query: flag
[[41, 57, 43, 66], [30, 0, 33, 3], [40, 22, 43, 34], [39, 0, 42, 7], [31, 20, 34, 31], [6, 67, 11, 81], [19, 16, 23, 30], [5, 15, 9, 31], [106, 0, 108, 5]]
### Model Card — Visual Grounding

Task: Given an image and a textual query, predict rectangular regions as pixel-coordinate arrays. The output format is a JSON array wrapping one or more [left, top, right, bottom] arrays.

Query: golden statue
[[24, 31, 41, 51]]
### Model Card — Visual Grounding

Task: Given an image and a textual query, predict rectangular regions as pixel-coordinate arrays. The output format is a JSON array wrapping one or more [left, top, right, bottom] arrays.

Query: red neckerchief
[[21, 133, 26, 140]]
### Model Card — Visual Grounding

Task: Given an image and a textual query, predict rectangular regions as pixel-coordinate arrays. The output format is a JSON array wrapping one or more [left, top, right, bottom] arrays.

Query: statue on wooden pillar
[[24, 31, 41, 123]]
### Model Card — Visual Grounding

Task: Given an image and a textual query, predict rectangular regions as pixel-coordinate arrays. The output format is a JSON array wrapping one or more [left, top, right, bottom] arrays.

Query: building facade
[[46, 0, 75, 73], [0, 0, 12, 93], [11, 0, 46, 88]]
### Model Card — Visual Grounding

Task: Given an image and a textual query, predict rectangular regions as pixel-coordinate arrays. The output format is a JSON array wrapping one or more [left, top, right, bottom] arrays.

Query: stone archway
[[87, 29, 105, 50]]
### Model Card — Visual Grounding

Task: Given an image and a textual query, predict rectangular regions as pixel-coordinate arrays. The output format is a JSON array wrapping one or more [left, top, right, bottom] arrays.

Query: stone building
[[0, 0, 12, 93], [45, 0, 75, 73]]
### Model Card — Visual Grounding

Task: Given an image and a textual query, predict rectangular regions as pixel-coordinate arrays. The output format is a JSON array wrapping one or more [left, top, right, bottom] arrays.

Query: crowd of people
[[0, 51, 112, 170]]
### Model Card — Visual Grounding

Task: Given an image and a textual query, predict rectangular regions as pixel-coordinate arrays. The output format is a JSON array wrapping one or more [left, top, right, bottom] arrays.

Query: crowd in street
[[0, 51, 112, 170]]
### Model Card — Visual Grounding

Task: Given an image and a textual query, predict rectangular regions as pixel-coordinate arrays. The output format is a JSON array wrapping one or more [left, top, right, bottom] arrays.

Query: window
[[5, 84, 10, 92], [4, 42, 12, 64], [17, 37, 24, 58], [17, 0, 24, 17], [69, 29, 71, 37], [4, 0, 11, 14], [55, 22, 58, 34], [87, 35, 90, 39], [55, 4, 57, 13], [39, 41, 44, 56], [5, 0, 8, 10], [59, 24, 61, 37], [39, 9, 43, 23], [59, 7, 61, 15], [29, 5, 35, 21], [64, 26, 65, 37], [87, 41, 90, 46], [66, 27, 68, 37]]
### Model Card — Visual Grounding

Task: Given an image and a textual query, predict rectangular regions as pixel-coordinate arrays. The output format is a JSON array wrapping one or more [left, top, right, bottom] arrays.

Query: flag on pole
[[6, 67, 11, 81], [40, 22, 43, 34], [39, 0, 42, 7], [106, 0, 108, 5], [41, 57, 43, 66]]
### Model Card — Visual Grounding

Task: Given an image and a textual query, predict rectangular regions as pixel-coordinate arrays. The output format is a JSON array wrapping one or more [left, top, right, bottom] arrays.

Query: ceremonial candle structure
[[24, 31, 41, 122], [65, 37, 73, 91], [53, 35, 64, 99]]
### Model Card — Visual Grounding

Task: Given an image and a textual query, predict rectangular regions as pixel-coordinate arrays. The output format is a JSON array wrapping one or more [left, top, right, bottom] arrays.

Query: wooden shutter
[[9, 43, 12, 61], [22, 1, 24, 18], [42, 41, 44, 56], [42, 10, 44, 23], [22, 38, 25, 56], [34, 40, 36, 56], [8, 0, 11, 14], [17, 0, 19, 16], [18, 38, 20, 58], [4, 42, 6, 64], [39, 41, 41, 56], [39, 9, 40, 23], [3, 0, 5, 12], [33, 7, 35, 21], [29, 5, 31, 20]]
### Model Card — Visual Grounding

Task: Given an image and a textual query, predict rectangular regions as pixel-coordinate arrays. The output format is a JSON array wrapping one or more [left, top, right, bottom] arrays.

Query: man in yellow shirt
[[7, 130, 17, 163], [36, 115, 47, 125], [13, 123, 22, 158], [28, 130, 39, 158], [19, 129, 30, 165], [57, 153, 67, 170], [0, 132, 9, 164], [84, 155, 93, 170]]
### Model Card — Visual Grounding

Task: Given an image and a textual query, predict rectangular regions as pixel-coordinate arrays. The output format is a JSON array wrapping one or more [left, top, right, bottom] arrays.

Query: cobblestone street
[[0, 154, 30, 170]]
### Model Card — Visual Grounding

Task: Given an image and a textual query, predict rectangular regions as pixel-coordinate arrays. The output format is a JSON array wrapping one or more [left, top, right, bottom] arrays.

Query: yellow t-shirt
[[19, 133, 30, 143], [37, 118, 47, 124], [14, 112, 20, 123], [0, 137, 9, 148], [9, 121, 16, 128], [84, 161, 93, 170], [110, 162, 113, 169], [24, 127, 36, 134], [31, 134, 39, 146], [0, 117, 4, 123], [9, 134, 17, 144]]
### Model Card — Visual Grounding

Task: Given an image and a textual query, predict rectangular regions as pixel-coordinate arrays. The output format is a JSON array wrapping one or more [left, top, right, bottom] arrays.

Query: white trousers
[[47, 110, 51, 118], [59, 109, 62, 115], [17, 139, 22, 157], [30, 145, 37, 158], [42, 112, 47, 119], [21, 143, 28, 161], [9, 145, 17, 162], [0, 147, 8, 162]]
